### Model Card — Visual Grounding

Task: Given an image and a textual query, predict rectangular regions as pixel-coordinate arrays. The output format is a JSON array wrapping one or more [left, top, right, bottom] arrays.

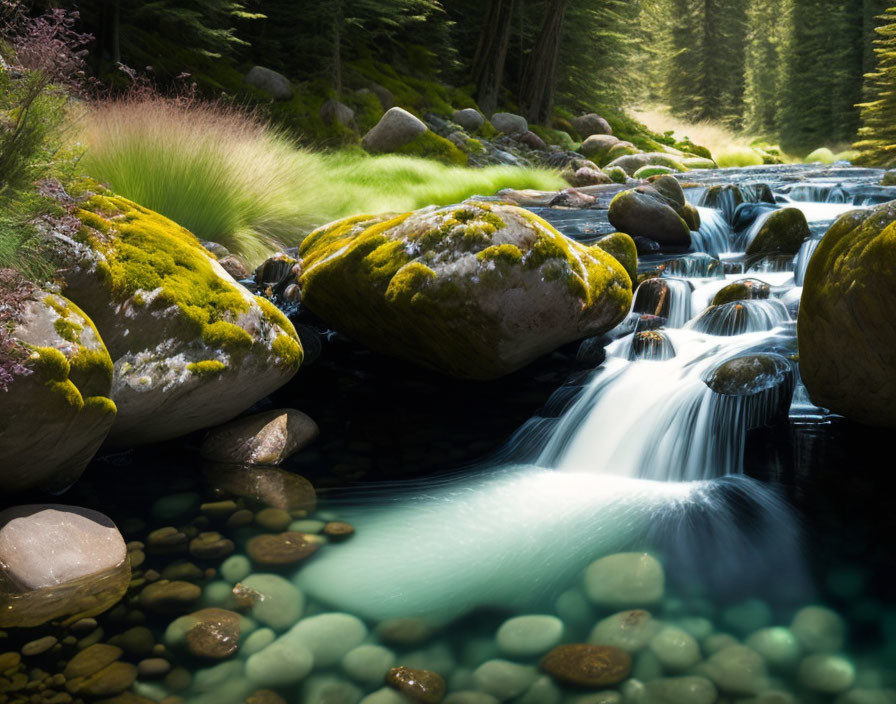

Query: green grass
[[80, 96, 565, 264]]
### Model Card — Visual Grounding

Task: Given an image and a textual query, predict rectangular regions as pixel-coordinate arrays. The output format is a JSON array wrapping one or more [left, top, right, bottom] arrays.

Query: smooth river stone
[[200, 409, 319, 466], [239, 574, 304, 630], [835, 689, 896, 704], [0, 505, 129, 627], [645, 676, 718, 704], [583, 553, 664, 607], [386, 666, 446, 704], [698, 645, 770, 695], [342, 644, 397, 685], [721, 599, 773, 634], [798, 654, 856, 693], [589, 610, 662, 652], [540, 644, 631, 688], [790, 605, 846, 653], [472, 660, 538, 700], [517, 675, 562, 704], [648, 626, 701, 670], [745, 627, 802, 668], [444, 693, 500, 704], [287, 613, 368, 666], [301, 674, 363, 704], [245, 638, 314, 687], [220, 555, 252, 583], [360, 688, 414, 704], [496, 615, 564, 657]]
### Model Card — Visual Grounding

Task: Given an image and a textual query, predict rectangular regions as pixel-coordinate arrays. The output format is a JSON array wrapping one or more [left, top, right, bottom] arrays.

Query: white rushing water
[[297, 182, 864, 624]]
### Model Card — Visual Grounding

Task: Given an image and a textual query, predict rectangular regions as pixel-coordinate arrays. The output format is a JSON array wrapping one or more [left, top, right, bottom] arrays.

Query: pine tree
[[854, 6, 896, 165], [743, 0, 786, 136]]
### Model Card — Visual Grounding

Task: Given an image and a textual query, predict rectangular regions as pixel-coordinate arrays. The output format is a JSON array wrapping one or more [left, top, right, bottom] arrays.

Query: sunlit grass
[[80, 97, 565, 264]]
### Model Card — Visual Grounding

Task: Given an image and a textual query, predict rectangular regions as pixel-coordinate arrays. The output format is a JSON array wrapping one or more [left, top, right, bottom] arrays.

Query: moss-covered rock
[[50, 194, 303, 445], [580, 135, 620, 164], [711, 279, 771, 306], [298, 202, 632, 379], [603, 166, 628, 184], [393, 130, 468, 166], [595, 232, 638, 283], [608, 177, 692, 248], [0, 284, 116, 493], [798, 202, 896, 426], [746, 207, 810, 256], [635, 165, 675, 179], [881, 169, 896, 186]]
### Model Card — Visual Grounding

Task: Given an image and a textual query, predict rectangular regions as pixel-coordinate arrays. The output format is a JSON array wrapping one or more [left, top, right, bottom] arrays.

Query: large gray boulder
[[0, 505, 129, 627], [572, 113, 613, 138], [491, 112, 528, 135], [244, 66, 293, 101], [0, 275, 116, 493], [298, 201, 633, 379], [50, 193, 304, 446], [362, 107, 428, 153], [452, 108, 485, 133]]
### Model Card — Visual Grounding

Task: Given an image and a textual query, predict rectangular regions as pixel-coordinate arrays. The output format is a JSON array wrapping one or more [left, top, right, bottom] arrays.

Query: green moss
[[46, 379, 84, 409], [28, 346, 70, 382], [69, 347, 114, 388], [83, 395, 117, 415], [385, 261, 437, 304], [392, 131, 468, 166], [271, 334, 303, 370], [44, 296, 71, 318], [187, 360, 227, 376], [476, 120, 497, 140], [530, 124, 575, 149], [477, 243, 524, 265], [594, 232, 637, 284], [54, 318, 84, 343], [76, 194, 269, 358], [603, 166, 627, 184]]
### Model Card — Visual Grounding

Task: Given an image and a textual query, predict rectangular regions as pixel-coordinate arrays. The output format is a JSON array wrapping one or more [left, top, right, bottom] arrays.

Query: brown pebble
[[69, 618, 98, 633], [128, 550, 146, 569], [64, 643, 123, 680], [255, 508, 292, 532], [137, 657, 171, 677], [386, 666, 446, 703], [245, 689, 288, 704], [226, 509, 254, 528], [188, 531, 235, 560], [144, 569, 160, 581], [323, 521, 355, 540], [184, 608, 241, 659], [164, 666, 192, 691], [200, 500, 238, 519], [138, 580, 201, 614], [540, 643, 631, 687], [21, 637, 57, 657], [146, 527, 190, 555], [246, 531, 320, 566], [0, 651, 21, 671]]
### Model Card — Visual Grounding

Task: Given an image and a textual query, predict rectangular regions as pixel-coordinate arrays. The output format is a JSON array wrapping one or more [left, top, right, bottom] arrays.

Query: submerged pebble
[[495, 614, 564, 657], [589, 609, 661, 652], [583, 552, 665, 607]]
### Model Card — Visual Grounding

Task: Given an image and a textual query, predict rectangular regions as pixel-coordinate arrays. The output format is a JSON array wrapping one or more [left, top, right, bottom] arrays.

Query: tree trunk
[[332, 0, 343, 94], [472, 0, 515, 116], [518, 0, 568, 124]]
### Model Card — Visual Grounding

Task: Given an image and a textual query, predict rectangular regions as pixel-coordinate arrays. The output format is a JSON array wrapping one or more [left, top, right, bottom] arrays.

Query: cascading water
[[296, 175, 867, 625]]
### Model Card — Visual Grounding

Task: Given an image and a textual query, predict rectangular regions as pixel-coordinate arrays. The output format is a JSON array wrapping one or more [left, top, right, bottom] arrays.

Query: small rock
[[472, 660, 538, 700], [540, 644, 631, 687], [68, 661, 137, 696], [386, 666, 446, 703], [146, 527, 190, 555], [589, 610, 661, 652], [238, 574, 304, 631], [255, 508, 293, 532], [22, 636, 59, 657], [648, 626, 701, 670], [490, 112, 528, 135], [138, 580, 201, 614], [323, 521, 355, 540], [698, 645, 770, 695], [108, 626, 155, 656], [200, 410, 319, 466], [217, 255, 250, 281], [189, 532, 235, 560], [219, 555, 252, 583], [583, 552, 665, 607], [882, 169, 896, 186], [137, 658, 171, 677], [644, 676, 718, 704], [342, 644, 396, 685], [362, 107, 428, 153], [245, 639, 313, 687], [798, 654, 856, 693], [183, 608, 242, 659], [516, 130, 547, 151], [287, 612, 368, 667], [246, 531, 320, 566], [302, 675, 363, 704], [496, 615, 564, 657], [745, 627, 802, 668], [452, 109, 484, 133], [572, 113, 613, 138], [320, 99, 356, 129], [791, 605, 846, 653], [244, 66, 292, 100]]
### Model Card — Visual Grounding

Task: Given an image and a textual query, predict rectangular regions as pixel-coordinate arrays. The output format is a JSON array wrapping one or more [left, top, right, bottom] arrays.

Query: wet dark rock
[[67, 661, 137, 697], [712, 279, 771, 306], [137, 658, 171, 677], [746, 207, 810, 256], [21, 636, 58, 657], [633, 278, 676, 319], [217, 255, 250, 281], [246, 531, 320, 566], [108, 626, 155, 656], [656, 253, 723, 278], [203, 463, 317, 512], [64, 644, 122, 680], [386, 666, 446, 703], [254, 252, 300, 293], [702, 184, 744, 222], [189, 532, 235, 560], [705, 354, 793, 396], [255, 507, 292, 531], [200, 409, 319, 466], [540, 643, 631, 687], [146, 527, 190, 555], [691, 299, 788, 336], [733, 202, 777, 233], [630, 330, 675, 361], [549, 187, 597, 207], [160, 562, 204, 582], [633, 236, 661, 255], [608, 177, 691, 248]]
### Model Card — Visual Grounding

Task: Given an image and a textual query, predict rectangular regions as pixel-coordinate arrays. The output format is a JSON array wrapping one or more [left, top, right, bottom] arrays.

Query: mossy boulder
[[798, 202, 896, 426], [606, 153, 651, 176], [580, 135, 620, 163], [681, 157, 718, 170], [881, 169, 896, 186], [50, 194, 303, 446], [711, 279, 771, 306], [635, 165, 675, 179], [746, 207, 810, 256], [603, 166, 628, 184], [0, 279, 116, 493], [595, 232, 638, 283], [606, 141, 640, 162], [608, 176, 692, 247], [298, 202, 632, 379], [393, 130, 468, 166]]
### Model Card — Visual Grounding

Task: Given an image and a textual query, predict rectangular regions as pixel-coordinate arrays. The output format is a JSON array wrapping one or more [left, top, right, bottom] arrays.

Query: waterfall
[[795, 238, 821, 286], [690, 206, 733, 256]]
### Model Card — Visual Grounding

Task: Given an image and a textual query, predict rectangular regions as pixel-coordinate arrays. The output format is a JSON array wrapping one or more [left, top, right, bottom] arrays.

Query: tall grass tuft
[[81, 97, 566, 264], [81, 96, 329, 264]]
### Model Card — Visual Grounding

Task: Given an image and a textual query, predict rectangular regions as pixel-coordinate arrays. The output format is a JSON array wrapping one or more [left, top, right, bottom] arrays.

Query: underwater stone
[[496, 615, 564, 657], [444, 692, 500, 704], [798, 654, 856, 693], [583, 552, 665, 607], [361, 688, 416, 704], [790, 606, 846, 653], [220, 555, 252, 583], [745, 627, 802, 668], [245, 638, 313, 687], [342, 644, 397, 686], [698, 645, 770, 695], [386, 666, 446, 704], [0, 505, 129, 628], [644, 676, 718, 704], [401, 643, 456, 676], [588, 610, 662, 653], [648, 626, 701, 670], [201, 409, 319, 466], [540, 644, 631, 687], [472, 660, 538, 699], [238, 574, 304, 631], [705, 355, 792, 397], [203, 463, 317, 513], [517, 675, 562, 704], [182, 608, 243, 659], [299, 202, 632, 379], [302, 675, 363, 704], [242, 628, 276, 657], [287, 613, 368, 667]]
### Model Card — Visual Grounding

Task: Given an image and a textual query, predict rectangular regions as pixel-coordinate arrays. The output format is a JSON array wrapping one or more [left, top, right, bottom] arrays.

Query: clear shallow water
[[5, 164, 896, 703]]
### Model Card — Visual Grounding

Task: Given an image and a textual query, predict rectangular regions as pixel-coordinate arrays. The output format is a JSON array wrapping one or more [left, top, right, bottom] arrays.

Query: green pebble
[[220, 555, 252, 583], [152, 492, 200, 521]]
